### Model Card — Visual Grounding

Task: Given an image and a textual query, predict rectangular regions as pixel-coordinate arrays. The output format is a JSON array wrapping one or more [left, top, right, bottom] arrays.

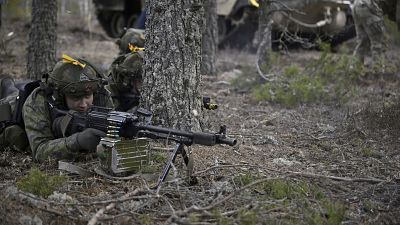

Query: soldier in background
[[107, 51, 144, 113], [352, 0, 387, 73], [116, 28, 145, 54], [108, 28, 145, 112]]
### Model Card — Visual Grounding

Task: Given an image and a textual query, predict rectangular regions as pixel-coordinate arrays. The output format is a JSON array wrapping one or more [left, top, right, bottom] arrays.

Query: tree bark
[[142, 0, 204, 131], [200, 0, 217, 76], [27, 0, 57, 80], [0, 4, 2, 29]]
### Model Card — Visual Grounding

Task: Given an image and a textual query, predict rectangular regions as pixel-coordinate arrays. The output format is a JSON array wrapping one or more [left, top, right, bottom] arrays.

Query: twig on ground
[[287, 171, 388, 184], [87, 202, 116, 225]]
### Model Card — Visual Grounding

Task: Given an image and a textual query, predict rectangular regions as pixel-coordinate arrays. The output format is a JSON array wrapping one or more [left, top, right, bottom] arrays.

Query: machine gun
[[58, 106, 236, 188]]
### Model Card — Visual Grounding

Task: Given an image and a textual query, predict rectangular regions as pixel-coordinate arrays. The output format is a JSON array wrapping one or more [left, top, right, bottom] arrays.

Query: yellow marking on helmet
[[62, 54, 86, 68], [249, 0, 259, 8], [128, 43, 145, 52]]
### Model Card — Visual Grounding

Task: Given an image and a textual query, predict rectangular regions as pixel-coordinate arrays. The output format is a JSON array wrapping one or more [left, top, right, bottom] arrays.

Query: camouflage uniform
[[0, 76, 26, 152], [106, 51, 144, 113], [352, 0, 386, 71], [23, 56, 114, 162]]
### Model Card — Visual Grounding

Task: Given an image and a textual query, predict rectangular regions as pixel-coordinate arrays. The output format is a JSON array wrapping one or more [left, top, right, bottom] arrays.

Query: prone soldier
[[22, 55, 114, 162]]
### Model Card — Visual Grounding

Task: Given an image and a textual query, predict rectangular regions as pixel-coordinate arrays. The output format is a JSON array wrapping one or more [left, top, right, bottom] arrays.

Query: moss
[[16, 167, 66, 198], [261, 179, 313, 200], [213, 209, 234, 225], [324, 200, 346, 225], [233, 172, 261, 187], [138, 214, 153, 225], [360, 147, 382, 158], [238, 209, 259, 225]]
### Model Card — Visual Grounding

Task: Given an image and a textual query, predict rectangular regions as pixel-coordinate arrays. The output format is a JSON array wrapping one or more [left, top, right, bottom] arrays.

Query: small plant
[[238, 209, 259, 225], [360, 147, 382, 158], [188, 213, 200, 223], [233, 172, 261, 187], [16, 167, 66, 198], [304, 200, 346, 225], [138, 213, 153, 225], [213, 209, 234, 225], [324, 200, 346, 225]]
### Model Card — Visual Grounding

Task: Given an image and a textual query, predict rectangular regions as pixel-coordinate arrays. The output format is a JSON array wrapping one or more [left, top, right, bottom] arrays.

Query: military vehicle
[[93, 0, 145, 38], [93, 0, 355, 49], [269, 0, 356, 50]]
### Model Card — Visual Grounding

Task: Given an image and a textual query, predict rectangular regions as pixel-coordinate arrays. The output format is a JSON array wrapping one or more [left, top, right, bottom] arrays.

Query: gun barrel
[[138, 125, 236, 146], [217, 136, 237, 146], [139, 125, 194, 139]]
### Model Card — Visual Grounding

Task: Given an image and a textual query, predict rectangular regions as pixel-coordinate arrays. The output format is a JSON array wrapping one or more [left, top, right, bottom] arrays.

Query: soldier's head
[[117, 28, 145, 54], [110, 51, 143, 95], [48, 55, 100, 112]]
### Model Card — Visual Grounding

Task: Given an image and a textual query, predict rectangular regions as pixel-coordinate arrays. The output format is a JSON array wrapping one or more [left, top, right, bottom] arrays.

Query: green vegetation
[[305, 200, 346, 225], [141, 152, 167, 174], [138, 214, 153, 225], [251, 44, 363, 107], [3, 0, 30, 18], [238, 209, 259, 225], [16, 167, 66, 198], [360, 147, 382, 158], [385, 16, 400, 46], [229, 172, 346, 225]]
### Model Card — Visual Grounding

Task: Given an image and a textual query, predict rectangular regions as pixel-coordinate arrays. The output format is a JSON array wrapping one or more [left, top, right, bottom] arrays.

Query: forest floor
[[0, 14, 400, 225]]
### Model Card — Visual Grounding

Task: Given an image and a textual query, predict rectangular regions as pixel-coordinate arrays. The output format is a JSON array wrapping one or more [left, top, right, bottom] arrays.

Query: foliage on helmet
[[110, 52, 143, 91], [118, 28, 145, 54], [49, 54, 100, 98]]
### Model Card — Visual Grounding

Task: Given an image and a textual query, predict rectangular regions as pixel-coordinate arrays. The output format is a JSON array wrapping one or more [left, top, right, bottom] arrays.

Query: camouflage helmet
[[49, 54, 100, 98], [117, 28, 145, 54], [110, 51, 143, 91]]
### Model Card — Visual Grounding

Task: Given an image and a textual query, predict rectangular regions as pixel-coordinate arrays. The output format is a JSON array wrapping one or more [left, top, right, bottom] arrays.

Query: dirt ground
[[1, 13, 400, 225]]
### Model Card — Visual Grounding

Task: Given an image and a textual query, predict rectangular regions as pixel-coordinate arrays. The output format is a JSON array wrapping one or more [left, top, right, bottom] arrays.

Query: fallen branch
[[287, 171, 388, 184]]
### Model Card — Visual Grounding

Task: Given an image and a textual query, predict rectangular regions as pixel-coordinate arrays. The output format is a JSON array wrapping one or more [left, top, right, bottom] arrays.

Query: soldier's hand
[[67, 128, 106, 152]]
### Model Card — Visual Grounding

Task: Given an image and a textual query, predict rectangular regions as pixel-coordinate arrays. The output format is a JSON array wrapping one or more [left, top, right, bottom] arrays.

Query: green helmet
[[49, 55, 100, 98], [117, 28, 145, 54], [110, 52, 143, 91]]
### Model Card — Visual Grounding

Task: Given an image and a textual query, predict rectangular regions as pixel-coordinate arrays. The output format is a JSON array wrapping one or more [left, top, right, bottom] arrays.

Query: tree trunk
[[27, 0, 57, 80], [201, 0, 217, 76], [142, 0, 204, 131]]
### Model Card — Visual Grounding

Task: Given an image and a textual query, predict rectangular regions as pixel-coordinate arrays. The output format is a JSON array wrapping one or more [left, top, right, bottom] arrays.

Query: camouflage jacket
[[23, 87, 114, 162], [105, 83, 140, 113]]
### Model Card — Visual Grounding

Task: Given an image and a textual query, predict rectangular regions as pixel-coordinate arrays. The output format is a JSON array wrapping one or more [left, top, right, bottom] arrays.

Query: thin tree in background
[[201, 0, 217, 76], [255, 0, 274, 80], [142, 0, 204, 131], [27, 0, 57, 80], [0, 4, 2, 29]]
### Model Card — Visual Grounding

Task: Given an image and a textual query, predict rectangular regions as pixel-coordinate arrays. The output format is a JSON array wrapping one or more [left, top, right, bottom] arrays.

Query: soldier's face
[[65, 94, 94, 113], [130, 79, 142, 95]]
